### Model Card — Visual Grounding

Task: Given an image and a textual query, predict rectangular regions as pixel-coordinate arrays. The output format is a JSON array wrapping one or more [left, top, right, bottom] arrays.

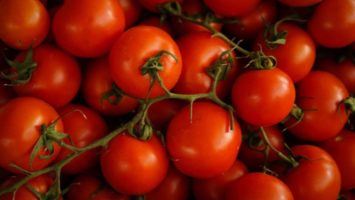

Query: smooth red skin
[[193, 160, 248, 200], [55, 104, 108, 174], [0, 0, 49, 49], [13, 44, 81, 108], [138, 0, 183, 12], [118, 0, 142, 28], [308, 0, 355, 48], [145, 165, 191, 200], [318, 58, 355, 94], [283, 145, 341, 200], [203, 0, 261, 17], [286, 71, 349, 141], [101, 133, 169, 195], [109, 26, 182, 98], [52, 0, 125, 57], [166, 101, 242, 178], [140, 16, 174, 36], [224, 0, 277, 40], [239, 126, 285, 169], [231, 68, 295, 126], [321, 130, 355, 190], [254, 23, 316, 82], [174, 32, 238, 99], [0, 97, 62, 173], [82, 57, 139, 116], [225, 172, 294, 200], [279, 0, 322, 7]]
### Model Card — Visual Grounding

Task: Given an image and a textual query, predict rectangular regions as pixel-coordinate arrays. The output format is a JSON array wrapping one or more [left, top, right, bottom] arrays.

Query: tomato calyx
[[206, 49, 234, 81], [281, 104, 304, 131], [101, 83, 124, 105], [344, 96, 355, 113]]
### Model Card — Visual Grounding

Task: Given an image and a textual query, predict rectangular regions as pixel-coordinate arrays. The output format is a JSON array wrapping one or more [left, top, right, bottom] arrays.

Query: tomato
[[203, 0, 261, 17], [286, 71, 349, 141], [231, 67, 295, 126], [82, 57, 139, 116], [174, 32, 238, 99], [52, 0, 125, 57], [139, 16, 174, 36], [166, 101, 242, 178], [145, 165, 191, 200], [253, 23, 316, 82], [109, 25, 182, 98], [278, 0, 322, 7], [283, 145, 341, 200], [118, 0, 143, 28], [138, 0, 183, 12], [100, 133, 169, 195], [193, 160, 248, 200], [0, 97, 62, 173], [321, 130, 355, 190], [11, 44, 81, 108], [308, 0, 355, 48], [0, 0, 49, 49], [225, 172, 294, 200]]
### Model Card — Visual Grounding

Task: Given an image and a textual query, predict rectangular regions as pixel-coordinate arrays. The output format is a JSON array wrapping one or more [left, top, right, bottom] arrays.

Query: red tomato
[[138, 0, 183, 12], [308, 0, 355, 48], [82, 57, 139, 116], [109, 25, 182, 98], [203, 0, 261, 17], [225, 172, 294, 200], [253, 23, 316, 82], [52, 0, 125, 57], [193, 160, 248, 200], [174, 32, 238, 99], [166, 101, 242, 178], [278, 0, 323, 7], [140, 16, 174, 36], [118, 0, 143, 28], [0, 97, 62, 173], [12, 44, 81, 108], [286, 71, 349, 141], [0, 0, 49, 49], [100, 133, 169, 195], [145, 165, 191, 200], [231, 67, 295, 126], [283, 145, 341, 200]]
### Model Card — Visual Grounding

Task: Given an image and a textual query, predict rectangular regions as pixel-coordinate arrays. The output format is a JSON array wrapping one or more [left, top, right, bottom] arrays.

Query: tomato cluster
[[0, 0, 354, 199]]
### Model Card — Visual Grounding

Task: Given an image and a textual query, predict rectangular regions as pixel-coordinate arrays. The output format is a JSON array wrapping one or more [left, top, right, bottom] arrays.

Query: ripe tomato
[[166, 101, 242, 178], [0, 0, 49, 49], [308, 0, 355, 48], [118, 0, 143, 28], [231, 67, 295, 126], [278, 0, 322, 7], [174, 32, 238, 99], [138, 0, 183, 12], [193, 160, 248, 200], [0, 97, 62, 173], [52, 0, 125, 57], [253, 23, 316, 82], [82, 57, 139, 116], [109, 25, 182, 98], [11, 44, 81, 108], [286, 71, 349, 141], [203, 0, 261, 17], [100, 133, 169, 195], [225, 172, 294, 200]]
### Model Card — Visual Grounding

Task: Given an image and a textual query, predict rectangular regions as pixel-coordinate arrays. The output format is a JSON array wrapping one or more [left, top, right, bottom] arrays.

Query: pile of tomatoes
[[0, 0, 354, 199]]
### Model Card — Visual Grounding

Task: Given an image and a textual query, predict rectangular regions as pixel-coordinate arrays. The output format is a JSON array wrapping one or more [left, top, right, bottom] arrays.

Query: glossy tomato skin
[[0, 0, 49, 49], [286, 71, 349, 141], [254, 23, 316, 82], [174, 32, 238, 99], [278, 0, 322, 7], [308, 0, 355, 48], [13, 44, 81, 108], [100, 133, 169, 195], [193, 160, 248, 200], [82, 57, 139, 116], [283, 145, 341, 200], [166, 101, 242, 178], [231, 68, 295, 126], [225, 172, 294, 200], [203, 0, 261, 17], [118, 0, 142, 28], [0, 97, 62, 173], [52, 0, 125, 57], [109, 26, 182, 98]]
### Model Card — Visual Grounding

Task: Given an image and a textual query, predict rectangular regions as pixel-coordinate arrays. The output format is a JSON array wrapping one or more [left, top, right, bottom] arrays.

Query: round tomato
[[166, 101, 242, 178], [231, 67, 295, 126], [118, 0, 143, 28], [109, 25, 182, 98], [0, 97, 62, 173], [278, 0, 322, 7], [203, 0, 261, 17], [52, 0, 125, 57], [0, 0, 49, 49]]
